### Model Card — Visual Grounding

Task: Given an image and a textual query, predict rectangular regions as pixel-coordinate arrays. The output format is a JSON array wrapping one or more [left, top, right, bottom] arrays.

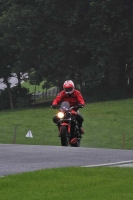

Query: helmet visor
[[64, 87, 73, 93]]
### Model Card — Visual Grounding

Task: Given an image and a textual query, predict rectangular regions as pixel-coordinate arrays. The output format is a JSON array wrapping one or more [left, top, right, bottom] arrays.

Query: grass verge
[[0, 167, 133, 200]]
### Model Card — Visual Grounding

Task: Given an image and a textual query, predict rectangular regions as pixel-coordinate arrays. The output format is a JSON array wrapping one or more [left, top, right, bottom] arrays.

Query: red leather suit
[[52, 89, 85, 107]]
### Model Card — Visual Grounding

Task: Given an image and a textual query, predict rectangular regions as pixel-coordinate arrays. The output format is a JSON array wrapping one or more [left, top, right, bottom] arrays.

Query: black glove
[[51, 104, 57, 109], [77, 104, 84, 109]]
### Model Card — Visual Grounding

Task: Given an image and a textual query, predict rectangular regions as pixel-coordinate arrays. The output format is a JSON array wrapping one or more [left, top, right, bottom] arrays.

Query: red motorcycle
[[54, 101, 82, 147]]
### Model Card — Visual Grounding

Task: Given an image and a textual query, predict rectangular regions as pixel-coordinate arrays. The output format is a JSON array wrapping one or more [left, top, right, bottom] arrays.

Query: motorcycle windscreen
[[60, 101, 70, 111]]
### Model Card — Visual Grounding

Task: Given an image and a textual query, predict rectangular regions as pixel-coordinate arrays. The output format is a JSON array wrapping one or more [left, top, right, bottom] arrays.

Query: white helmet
[[63, 80, 75, 94]]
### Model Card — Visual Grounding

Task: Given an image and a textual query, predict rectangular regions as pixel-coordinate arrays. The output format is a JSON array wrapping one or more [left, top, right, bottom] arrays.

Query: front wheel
[[60, 126, 69, 146]]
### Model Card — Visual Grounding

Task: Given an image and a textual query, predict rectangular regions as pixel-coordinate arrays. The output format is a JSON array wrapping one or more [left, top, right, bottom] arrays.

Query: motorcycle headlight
[[57, 112, 64, 119]]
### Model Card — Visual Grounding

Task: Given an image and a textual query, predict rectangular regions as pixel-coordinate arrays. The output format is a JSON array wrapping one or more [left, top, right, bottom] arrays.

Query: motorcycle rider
[[51, 80, 85, 134]]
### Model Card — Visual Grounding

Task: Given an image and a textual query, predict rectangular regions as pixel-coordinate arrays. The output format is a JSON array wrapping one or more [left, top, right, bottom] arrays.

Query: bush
[[12, 87, 32, 108], [0, 87, 32, 110], [0, 89, 11, 110]]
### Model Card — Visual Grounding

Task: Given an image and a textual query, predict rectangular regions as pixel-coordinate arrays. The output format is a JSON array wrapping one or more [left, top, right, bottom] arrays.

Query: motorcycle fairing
[[69, 137, 77, 144], [71, 110, 77, 115]]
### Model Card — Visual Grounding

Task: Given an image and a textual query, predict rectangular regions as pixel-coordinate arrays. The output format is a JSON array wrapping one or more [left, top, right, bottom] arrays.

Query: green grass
[[0, 98, 133, 149], [21, 81, 56, 94], [21, 81, 45, 93], [0, 167, 133, 200]]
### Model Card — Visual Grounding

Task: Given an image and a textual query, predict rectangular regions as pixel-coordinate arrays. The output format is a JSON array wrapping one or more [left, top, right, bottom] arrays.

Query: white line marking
[[81, 160, 133, 168]]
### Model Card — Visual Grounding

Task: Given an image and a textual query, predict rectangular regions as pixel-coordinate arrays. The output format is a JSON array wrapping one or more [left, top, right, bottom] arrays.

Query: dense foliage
[[0, 0, 133, 108], [0, 87, 31, 110]]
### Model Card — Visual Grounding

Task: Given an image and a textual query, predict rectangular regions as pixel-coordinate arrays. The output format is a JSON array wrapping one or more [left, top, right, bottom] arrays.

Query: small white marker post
[[25, 130, 33, 138]]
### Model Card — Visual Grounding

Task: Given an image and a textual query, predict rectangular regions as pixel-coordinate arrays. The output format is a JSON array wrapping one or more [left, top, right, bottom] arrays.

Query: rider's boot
[[79, 127, 84, 134]]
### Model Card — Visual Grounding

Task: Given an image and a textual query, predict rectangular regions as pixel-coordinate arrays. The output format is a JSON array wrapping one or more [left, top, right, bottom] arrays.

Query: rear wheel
[[60, 126, 69, 146], [70, 128, 81, 147]]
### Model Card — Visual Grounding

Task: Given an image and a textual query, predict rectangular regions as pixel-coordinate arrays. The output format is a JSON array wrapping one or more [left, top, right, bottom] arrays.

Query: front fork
[[58, 120, 71, 134], [60, 122, 70, 133]]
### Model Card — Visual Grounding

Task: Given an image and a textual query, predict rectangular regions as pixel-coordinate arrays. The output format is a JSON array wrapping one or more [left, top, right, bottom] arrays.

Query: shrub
[[0, 87, 32, 110]]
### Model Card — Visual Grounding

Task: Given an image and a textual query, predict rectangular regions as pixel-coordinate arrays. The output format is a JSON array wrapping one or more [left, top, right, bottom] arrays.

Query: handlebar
[[51, 104, 83, 110]]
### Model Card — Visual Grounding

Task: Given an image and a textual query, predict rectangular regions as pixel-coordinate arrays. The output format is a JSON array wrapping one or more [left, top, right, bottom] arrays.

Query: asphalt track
[[0, 144, 133, 177]]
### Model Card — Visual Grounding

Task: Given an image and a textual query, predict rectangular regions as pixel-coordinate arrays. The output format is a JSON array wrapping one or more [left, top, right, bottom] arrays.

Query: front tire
[[60, 126, 69, 146]]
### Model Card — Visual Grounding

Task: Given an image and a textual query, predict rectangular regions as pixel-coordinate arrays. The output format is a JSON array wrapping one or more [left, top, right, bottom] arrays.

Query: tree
[[1, 0, 133, 108]]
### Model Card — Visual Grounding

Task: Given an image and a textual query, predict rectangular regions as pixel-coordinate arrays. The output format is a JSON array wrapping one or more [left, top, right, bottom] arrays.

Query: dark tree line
[[0, 0, 133, 108]]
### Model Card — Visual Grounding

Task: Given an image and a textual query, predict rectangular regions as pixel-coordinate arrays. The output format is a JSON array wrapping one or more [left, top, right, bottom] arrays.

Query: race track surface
[[0, 144, 133, 176]]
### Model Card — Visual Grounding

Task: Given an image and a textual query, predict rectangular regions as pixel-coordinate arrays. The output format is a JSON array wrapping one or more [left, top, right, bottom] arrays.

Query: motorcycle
[[54, 101, 82, 147]]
